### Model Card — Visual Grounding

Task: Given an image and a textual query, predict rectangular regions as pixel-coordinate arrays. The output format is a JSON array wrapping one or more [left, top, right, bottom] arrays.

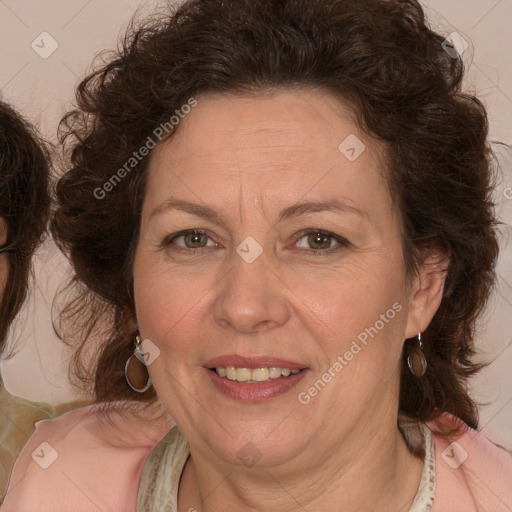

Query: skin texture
[[133, 89, 447, 512]]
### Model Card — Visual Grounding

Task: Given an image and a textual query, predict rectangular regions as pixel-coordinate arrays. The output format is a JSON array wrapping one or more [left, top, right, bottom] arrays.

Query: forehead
[[145, 89, 391, 218], [159, 89, 369, 157]]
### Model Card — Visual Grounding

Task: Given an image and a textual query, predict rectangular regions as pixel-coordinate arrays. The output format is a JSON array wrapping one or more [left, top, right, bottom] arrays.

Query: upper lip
[[204, 355, 308, 370]]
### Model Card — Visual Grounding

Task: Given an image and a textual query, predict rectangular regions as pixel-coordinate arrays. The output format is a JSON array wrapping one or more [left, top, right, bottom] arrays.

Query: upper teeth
[[216, 366, 301, 382]]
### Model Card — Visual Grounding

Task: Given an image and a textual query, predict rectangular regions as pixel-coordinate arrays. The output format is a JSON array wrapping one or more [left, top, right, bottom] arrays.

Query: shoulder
[[427, 413, 512, 512], [0, 400, 174, 511], [0, 383, 86, 502]]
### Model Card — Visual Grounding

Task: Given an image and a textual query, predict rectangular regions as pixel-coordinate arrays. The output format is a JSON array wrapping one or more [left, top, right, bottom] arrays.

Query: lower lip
[[204, 368, 309, 402]]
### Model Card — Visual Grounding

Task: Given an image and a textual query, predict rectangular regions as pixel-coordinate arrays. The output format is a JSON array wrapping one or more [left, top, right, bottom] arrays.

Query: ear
[[404, 244, 450, 339], [0, 217, 7, 246]]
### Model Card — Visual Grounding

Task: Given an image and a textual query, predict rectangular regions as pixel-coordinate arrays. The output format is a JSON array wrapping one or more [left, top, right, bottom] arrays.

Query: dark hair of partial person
[[51, 0, 500, 440], [0, 100, 51, 355]]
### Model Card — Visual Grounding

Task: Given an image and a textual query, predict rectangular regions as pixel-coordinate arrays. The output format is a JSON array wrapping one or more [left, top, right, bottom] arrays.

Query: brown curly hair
[[52, 0, 499, 435], [0, 100, 50, 354]]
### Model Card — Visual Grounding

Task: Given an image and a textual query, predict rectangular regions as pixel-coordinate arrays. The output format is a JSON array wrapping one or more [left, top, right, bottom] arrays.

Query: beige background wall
[[1, 1, 511, 446]]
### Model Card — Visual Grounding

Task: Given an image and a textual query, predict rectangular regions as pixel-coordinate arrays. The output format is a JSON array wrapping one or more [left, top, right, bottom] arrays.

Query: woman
[[2, 0, 512, 510], [0, 100, 83, 501]]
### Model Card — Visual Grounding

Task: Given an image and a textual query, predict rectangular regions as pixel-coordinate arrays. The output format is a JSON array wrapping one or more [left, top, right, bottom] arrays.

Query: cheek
[[133, 257, 217, 350], [293, 249, 405, 323], [292, 256, 408, 374]]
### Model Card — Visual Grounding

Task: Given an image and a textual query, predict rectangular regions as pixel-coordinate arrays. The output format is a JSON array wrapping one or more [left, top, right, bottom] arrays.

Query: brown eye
[[164, 229, 215, 251], [307, 232, 332, 250], [294, 229, 349, 254], [182, 231, 209, 248]]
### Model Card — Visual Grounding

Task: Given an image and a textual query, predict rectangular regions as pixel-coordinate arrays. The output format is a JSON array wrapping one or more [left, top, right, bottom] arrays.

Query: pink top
[[1, 401, 511, 511]]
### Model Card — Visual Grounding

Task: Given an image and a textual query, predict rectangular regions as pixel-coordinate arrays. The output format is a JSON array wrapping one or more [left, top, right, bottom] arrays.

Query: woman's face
[[133, 89, 444, 468]]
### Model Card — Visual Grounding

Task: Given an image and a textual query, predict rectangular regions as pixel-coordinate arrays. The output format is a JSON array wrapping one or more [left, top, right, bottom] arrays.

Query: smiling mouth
[[208, 366, 303, 383]]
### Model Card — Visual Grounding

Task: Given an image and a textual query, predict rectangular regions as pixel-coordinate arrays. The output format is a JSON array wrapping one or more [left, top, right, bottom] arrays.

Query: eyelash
[[161, 229, 349, 256]]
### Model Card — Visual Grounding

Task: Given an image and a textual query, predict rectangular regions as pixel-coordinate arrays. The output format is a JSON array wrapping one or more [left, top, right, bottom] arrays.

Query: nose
[[212, 246, 291, 333]]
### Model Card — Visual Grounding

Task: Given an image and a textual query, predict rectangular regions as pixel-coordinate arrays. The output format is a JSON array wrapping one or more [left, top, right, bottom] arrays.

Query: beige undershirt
[[136, 422, 436, 511]]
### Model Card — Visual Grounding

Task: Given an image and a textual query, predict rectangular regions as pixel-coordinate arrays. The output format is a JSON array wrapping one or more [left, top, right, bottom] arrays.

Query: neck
[[178, 414, 424, 512]]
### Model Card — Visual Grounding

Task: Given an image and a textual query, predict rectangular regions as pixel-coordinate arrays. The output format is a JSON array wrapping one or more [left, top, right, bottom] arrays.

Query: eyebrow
[[149, 198, 368, 226]]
